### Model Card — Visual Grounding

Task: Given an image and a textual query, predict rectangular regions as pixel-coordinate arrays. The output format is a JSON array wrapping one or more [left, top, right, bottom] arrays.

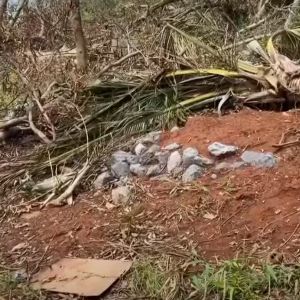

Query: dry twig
[[45, 162, 90, 207]]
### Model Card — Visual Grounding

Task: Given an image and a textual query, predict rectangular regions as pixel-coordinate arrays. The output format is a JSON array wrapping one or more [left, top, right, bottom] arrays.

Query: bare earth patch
[[1, 109, 300, 297]]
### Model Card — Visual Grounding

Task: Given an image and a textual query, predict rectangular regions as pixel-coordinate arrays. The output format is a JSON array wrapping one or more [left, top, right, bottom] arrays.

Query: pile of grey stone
[[94, 131, 278, 195]]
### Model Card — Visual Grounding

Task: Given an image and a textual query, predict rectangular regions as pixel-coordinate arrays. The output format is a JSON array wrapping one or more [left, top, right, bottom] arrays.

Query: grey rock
[[155, 151, 169, 167], [148, 144, 161, 153], [182, 147, 213, 168], [134, 143, 147, 156], [94, 171, 114, 189], [140, 131, 161, 145], [116, 176, 131, 187], [111, 186, 131, 205], [241, 151, 277, 168], [146, 164, 161, 177], [163, 143, 181, 151], [111, 150, 129, 162], [130, 164, 147, 177], [167, 151, 182, 173], [182, 147, 199, 167], [112, 150, 138, 164], [215, 161, 245, 171], [170, 126, 179, 133], [208, 142, 238, 157], [182, 164, 204, 182], [139, 151, 159, 165], [198, 156, 214, 166], [171, 166, 184, 178], [111, 161, 130, 178]]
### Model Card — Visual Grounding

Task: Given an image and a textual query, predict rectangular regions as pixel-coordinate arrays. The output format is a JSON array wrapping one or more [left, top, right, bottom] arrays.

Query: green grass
[[130, 258, 300, 300], [0, 271, 44, 300], [2, 259, 300, 299], [192, 260, 300, 300]]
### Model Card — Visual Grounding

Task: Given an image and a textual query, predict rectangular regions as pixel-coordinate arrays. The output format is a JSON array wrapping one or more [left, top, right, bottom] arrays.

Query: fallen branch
[[33, 90, 56, 142], [46, 162, 90, 207], [272, 139, 300, 149], [98, 51, 141, 76], [255, 0, 271, 20], [239, 12, 276, 33], [28, 105, 51, 144], [0, 116, 28, 129]]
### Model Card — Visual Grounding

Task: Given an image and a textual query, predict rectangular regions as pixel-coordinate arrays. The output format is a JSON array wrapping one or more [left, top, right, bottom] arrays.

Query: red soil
[[1, 109, 300, 270]]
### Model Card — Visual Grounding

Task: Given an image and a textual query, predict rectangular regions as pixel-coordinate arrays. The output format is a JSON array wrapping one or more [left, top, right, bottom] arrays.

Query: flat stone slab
[[241, 151, 277, 168], [208, 142, 238, 157]]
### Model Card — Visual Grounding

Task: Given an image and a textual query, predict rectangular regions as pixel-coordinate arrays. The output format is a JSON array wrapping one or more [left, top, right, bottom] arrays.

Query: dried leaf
[[11, 242, 27, 252], [203, 213, 217, 220]]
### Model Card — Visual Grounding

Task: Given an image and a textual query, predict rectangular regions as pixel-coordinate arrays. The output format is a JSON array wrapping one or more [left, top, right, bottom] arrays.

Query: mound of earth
[[1, 109, 300, 270]]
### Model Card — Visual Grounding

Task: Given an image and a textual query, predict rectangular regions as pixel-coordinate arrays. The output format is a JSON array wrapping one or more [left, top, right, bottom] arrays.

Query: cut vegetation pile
[[2, 0, 300, 299]]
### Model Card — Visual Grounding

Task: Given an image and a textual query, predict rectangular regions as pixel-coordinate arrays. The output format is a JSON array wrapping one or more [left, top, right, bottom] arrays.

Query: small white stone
[[211, 174, 217, 179], [111, 186, 131, 205]]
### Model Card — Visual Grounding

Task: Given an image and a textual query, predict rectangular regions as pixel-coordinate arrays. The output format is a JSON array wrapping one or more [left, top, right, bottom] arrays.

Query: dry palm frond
[[4, 28, 300, 196]]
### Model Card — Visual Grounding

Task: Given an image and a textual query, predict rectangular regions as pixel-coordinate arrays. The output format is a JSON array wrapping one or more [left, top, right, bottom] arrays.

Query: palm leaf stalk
[[2, 30, 300, 195]]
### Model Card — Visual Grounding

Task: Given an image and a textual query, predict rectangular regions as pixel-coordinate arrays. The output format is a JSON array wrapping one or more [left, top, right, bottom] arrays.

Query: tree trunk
[[70, 0, 88, 71], [0, 0, 8, 25]]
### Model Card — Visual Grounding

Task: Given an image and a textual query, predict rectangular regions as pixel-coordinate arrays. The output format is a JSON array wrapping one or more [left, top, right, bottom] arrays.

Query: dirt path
[[1, 109, 300, 271]]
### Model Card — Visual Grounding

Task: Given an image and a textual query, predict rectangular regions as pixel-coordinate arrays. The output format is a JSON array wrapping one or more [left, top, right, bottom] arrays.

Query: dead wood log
[[70, 0, 88, 71]]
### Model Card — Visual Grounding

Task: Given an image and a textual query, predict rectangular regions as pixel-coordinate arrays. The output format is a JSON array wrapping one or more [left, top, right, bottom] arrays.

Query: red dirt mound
[[1, 109, 300, 269]]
